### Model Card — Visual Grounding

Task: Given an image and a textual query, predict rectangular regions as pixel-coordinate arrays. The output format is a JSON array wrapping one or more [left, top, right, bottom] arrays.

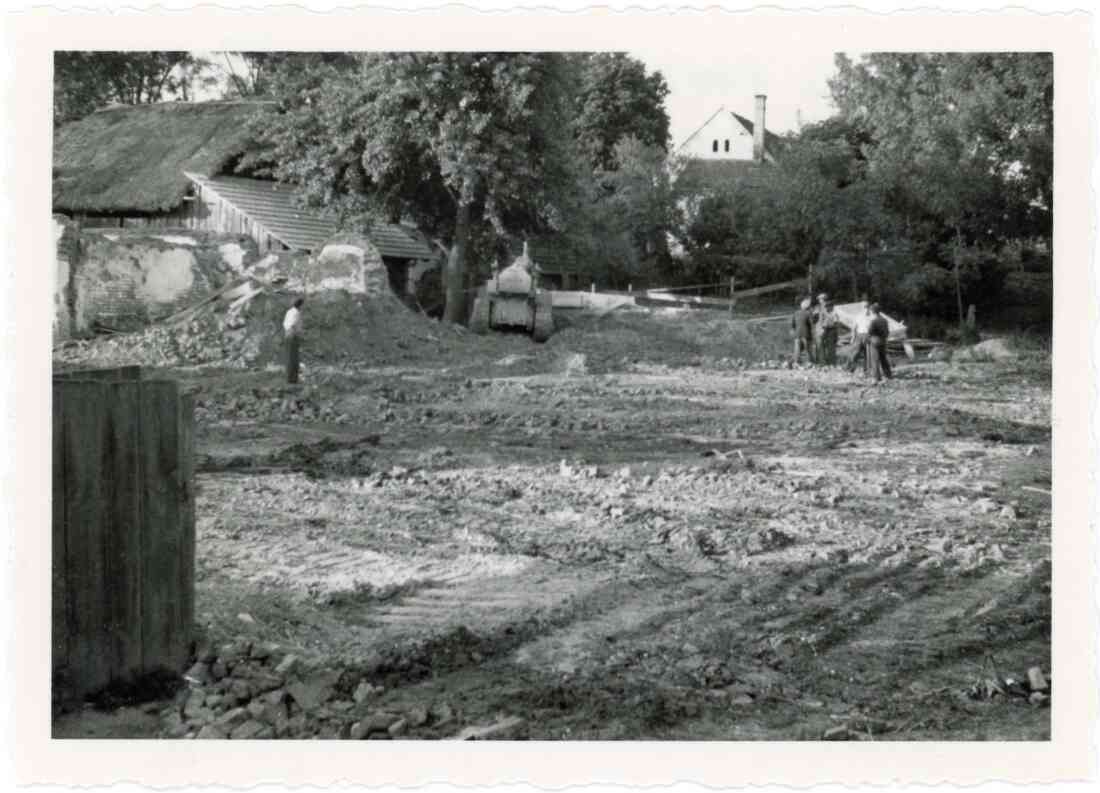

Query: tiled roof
[[186, 173, 436, 259], [729, 112, 785, 162]]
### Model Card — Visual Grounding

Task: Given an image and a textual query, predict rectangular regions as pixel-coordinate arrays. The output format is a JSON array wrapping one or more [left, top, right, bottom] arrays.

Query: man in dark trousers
[[792, 297, 815, 365], [816, 299, 841, 365], [283, 297, 304, 384], [866, 303, 893, 384]]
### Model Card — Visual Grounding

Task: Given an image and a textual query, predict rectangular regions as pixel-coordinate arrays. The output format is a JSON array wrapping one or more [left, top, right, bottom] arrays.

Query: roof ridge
[[89, 99, 275, 116], [676, 106, 727, 151]]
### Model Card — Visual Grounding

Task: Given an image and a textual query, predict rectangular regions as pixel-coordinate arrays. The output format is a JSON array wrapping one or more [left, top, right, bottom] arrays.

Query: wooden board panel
[[176, 391, 196, 663], [54, 366, 142, 382], [139, 380, 183, 674], [62, 380, 110, 698], [102, 381, 144, 681], [51, 382, 68, 694]]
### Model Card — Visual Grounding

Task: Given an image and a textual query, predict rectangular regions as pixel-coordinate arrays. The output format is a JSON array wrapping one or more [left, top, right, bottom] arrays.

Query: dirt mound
[[52, 282, 506, 372]]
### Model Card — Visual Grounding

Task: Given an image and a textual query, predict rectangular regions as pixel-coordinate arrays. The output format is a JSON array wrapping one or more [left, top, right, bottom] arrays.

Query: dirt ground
[[52, 305, 1052, 740]]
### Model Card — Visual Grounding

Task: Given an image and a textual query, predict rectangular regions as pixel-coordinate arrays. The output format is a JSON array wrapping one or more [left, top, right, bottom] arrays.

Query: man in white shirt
[[845, 301, 872, 375], [283, 297, 304, 384]]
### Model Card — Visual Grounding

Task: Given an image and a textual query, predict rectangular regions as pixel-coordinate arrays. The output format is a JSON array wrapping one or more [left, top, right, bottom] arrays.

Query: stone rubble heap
[[159, 639, 469, 740]]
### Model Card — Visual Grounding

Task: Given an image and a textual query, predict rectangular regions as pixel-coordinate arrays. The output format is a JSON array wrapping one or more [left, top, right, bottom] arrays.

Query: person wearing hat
[[866, 302, 893, 383], [791, 297, 815, 364], [815, 298, 840, 365]]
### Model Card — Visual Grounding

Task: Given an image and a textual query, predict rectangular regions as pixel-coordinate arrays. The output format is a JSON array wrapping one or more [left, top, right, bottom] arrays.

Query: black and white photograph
[[4, 3, 1095, 789]]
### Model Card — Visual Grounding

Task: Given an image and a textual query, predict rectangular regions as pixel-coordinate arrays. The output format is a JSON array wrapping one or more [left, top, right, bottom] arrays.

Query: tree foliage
[[243, 52, 581, 322], [571, 53, 672, 170], [678, 52, 1052, 323], [53, 52, 214, 125]]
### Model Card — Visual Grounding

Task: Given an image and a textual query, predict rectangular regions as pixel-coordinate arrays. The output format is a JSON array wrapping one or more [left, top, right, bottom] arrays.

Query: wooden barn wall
[[73, 187, 290, 254]]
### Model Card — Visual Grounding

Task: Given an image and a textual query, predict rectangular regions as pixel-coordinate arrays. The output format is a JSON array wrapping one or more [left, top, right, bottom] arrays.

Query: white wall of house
[[679, 113, 755, 161]]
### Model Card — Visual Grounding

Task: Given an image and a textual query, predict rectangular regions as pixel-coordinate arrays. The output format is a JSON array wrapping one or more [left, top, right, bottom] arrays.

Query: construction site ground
[[52, 305, 1052, 740]]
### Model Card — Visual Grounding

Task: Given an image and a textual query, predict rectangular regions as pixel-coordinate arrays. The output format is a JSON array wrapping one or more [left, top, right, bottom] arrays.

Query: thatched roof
[[52, 101, 269, 214]]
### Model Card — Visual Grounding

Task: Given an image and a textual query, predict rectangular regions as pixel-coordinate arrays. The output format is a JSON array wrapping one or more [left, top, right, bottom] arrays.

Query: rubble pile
[[54, 286, 279, 370], [195, 385, 356, 426], [159, 638, 475, 740], [53, 282, 512, 372]]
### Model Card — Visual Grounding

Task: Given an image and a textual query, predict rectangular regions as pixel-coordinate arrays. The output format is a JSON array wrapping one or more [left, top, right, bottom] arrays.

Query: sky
[[630, 48, 848, 147], [199, 50, 848, 145]]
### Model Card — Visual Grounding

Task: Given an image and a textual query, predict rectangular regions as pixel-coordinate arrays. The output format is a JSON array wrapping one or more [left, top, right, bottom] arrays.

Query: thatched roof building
[[51, 100, 439, 266], [52, 101, 267, 215]]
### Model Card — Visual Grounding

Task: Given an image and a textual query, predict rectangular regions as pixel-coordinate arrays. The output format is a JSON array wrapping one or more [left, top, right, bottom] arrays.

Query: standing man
[[283, 296, 304, 384], [846, 301, 872, 375], [866, 303, 893, 384], [812, 292, 829, 362], [817, 299, 840, 365], [792, 297, 815, 365]]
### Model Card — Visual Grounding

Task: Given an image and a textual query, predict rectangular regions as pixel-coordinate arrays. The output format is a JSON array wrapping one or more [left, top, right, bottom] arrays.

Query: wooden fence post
[[103, 380, 143, 681], [62, 380, 110, 698], [51, 381, 68, 702]]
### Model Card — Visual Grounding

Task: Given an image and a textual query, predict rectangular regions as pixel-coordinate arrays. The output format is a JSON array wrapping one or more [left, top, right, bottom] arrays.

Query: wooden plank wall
[[74, 188, 290, 254], [52, 367, 195, 704]]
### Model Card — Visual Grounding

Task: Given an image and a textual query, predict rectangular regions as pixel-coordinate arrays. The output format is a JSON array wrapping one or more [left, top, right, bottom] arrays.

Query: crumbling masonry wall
[[53, 223, 261, 339]]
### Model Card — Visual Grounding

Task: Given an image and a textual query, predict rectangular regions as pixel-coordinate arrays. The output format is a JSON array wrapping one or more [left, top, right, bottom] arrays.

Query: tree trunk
[[443, 198, 473, 324], [953, 226, 965, 326]]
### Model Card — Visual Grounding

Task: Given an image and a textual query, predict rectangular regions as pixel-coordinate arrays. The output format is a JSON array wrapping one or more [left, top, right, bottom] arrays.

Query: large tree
[[828, 53, 1052, 320], [571, 53, 672, 170], [245, 53, 580, 323], [830, 52, 1053, 241]]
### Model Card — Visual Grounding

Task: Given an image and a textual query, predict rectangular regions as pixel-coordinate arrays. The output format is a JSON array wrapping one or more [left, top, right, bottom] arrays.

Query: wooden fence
[[52, 366, 195, 704]]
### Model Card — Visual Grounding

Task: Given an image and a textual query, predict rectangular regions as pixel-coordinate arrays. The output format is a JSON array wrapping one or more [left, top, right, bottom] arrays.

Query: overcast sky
[[630, 48, 848, 147], [201, 49, 847, 145]]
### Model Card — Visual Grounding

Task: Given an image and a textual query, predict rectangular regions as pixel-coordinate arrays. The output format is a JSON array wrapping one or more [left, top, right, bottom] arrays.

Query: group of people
[[791, 294, 894, 384]]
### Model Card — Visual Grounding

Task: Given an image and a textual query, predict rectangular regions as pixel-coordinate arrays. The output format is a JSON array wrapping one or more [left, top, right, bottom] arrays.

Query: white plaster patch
[[136, 248, 196, 303], [219, 242, 247, 273], [309, 275, 366, 294], [246, 253, 280, 274], [320, 244, 367, 261], [154, 234, 199, 246]]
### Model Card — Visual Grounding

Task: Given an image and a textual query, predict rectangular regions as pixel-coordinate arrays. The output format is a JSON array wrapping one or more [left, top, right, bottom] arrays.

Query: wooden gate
[[52, 366, 195, 703]]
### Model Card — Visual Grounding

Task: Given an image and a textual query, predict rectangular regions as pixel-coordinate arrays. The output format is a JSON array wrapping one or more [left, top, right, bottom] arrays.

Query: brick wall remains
[[66, 228, 261, 334]]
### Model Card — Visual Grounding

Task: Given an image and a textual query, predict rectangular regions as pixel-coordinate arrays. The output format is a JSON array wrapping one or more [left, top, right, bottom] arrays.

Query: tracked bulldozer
[[469, 243, 554, 342]]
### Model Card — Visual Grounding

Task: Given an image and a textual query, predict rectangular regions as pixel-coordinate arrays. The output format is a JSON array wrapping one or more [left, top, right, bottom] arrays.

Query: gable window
[[712, 139, 718, 153], [724, 139, 730, 152]]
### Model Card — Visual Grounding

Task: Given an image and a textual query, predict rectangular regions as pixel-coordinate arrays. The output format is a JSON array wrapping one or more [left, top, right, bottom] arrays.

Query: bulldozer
[[469, 243, 554, 342]]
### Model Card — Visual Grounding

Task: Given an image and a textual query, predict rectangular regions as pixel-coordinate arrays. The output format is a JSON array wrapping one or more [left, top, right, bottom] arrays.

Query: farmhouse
[[52, 100, 440, 291], [674, 94, 782, 196]]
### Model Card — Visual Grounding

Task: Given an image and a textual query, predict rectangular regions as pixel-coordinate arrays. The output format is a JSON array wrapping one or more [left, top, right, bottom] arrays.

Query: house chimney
[[753, 94, 767, 162]]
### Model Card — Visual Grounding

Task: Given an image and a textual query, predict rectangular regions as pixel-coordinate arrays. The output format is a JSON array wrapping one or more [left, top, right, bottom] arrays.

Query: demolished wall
[[55, 225, 261, 339], [53, 215, 81, 341]]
